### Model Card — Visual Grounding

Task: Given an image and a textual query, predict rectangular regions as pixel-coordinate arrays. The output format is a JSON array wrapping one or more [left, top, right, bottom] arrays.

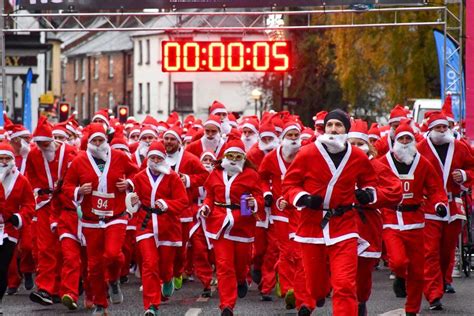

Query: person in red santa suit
[[240, 118, 259, 152], [199, 134, 264, 316], [0, 142, 35, 314], [416, 112, 474, 309], [62, 123, 138, 316], [132, 125, 158, 169], [209, 101, 233, 136], [378, 121, 448, 316], [125, 141, 188, 316], [347, 119, 403, 316], [160, 126, 209, 290], [27, 116, 77, 306], [312, 111, 327, 136], [375, 105, 408, 156], [282, 109, 379, 316], [188, 151, 216, 297], [5, 124, 35, 294], [186, 115, 226, 159], [259, 122, 306, 309]]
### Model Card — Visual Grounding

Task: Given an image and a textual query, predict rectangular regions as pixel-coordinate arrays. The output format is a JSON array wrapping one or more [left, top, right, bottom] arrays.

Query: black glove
[[355, 189, 374, 206], [264, 195, 273, 207], [297, 194, 323, 209], [9, 215, 20, 228], [436, 204, 448, 218]]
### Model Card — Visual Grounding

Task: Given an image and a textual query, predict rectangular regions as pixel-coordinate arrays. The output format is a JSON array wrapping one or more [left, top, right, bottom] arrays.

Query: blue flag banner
[[433, 29, 466, 121], [23, 68, 33, 131]]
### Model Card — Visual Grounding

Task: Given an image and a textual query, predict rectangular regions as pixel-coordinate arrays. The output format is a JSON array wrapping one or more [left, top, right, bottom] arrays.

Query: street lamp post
[[251, 88, 262, 117]]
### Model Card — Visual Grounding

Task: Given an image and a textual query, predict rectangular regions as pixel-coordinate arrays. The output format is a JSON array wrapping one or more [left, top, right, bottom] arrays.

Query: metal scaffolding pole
[[0, 0, 6, 116]]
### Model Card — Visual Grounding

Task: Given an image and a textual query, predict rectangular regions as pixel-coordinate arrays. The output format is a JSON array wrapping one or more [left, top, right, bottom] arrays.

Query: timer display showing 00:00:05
[[161, 41, 291, 72]]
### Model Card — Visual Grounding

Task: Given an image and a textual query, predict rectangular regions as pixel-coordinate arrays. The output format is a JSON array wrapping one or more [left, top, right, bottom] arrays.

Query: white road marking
[[185, 308, 202, 316], [378, 308, 408, 316]]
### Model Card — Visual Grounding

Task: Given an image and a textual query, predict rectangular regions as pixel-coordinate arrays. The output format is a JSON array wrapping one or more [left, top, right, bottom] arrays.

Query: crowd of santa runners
[[0, 96, 472, 316]]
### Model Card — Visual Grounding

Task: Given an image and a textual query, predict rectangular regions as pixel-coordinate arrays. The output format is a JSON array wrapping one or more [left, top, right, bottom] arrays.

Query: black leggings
[[0, 239, 16, 301]]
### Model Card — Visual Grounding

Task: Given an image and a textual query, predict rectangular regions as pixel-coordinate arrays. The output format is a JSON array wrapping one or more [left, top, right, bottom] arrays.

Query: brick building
[[62, 31, 133, 122]]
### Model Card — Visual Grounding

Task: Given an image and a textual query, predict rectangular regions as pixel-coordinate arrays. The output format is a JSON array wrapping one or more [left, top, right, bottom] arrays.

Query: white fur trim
[[388, 116, 405, 124], [260, 131, 277, 139], [428, 119, 449, 129], [147, 150, 166, 159], [348, 132, 369, 143], [33, 136, 53, 142], [163, 130, 182, 143], [88, 132, 107, 142], [53, 129, 69, 138], [10, 130, 30, 139], [92, 114, 109, 125], [111, 144, 130, 152], [139, 129, 157, 139], [241, 123, 258, 135], [368, 134, 380, 140], [395, 131, 414, 140], [281, 124, 301, 139], [223, 146, 245, 155], [210, 108, 227, 115], [204, 119, 221, 130], [0, 150, 14, 159]]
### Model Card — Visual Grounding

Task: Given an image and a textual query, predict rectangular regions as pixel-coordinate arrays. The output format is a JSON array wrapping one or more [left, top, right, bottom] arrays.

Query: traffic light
[[58, 102, 70, 122], [117, 105, 129, 123]]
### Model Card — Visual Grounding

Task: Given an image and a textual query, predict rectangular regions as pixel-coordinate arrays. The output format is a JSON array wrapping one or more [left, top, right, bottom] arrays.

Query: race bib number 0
[[91, 191, 115, 217], [455, 197, 465, 215], [0, 224, 4, 246]]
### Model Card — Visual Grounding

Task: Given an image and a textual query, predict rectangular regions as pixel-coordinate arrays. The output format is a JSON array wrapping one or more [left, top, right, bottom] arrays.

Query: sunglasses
[[224, 152, 245, 161]]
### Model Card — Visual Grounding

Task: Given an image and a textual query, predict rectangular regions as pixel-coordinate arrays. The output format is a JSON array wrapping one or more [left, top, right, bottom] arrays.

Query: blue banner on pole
[[0, 100, 4, 127], [433, 29, 465, 121], [23, 68, 33, 131]]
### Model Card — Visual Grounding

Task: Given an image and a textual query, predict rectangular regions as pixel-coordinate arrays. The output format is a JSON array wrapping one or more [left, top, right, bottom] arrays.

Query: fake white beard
[[40, 142, 56, 162], [281, 138, 302, 157], [202, 135, 221, 152], [393, 141, 417, 165], [357, 143, 370, 154], [0, 161, 15, 183], [241, 134, 258, 152], [221, 119, 232, 135], [166, 148, 181, 167], [128, 138, 138, 145], [221, 157, 244, 176], [389, 128, 396, 140], [429, 129, 454, 145], [202, 163, 214, 172], [258, 137, 279, 152], [318, 133, 348, 154], [148, 160, 171, 175], [87, 142, 110, 161], [19, 139, 30, 157], [138, 141, 151, 157]]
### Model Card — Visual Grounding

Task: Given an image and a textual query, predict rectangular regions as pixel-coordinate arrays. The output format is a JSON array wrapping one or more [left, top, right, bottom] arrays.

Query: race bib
[[91, 191, 115, 217], [0, 224, 4, 246], [399, 174, 414, 200], [455, 197, 465, 215]]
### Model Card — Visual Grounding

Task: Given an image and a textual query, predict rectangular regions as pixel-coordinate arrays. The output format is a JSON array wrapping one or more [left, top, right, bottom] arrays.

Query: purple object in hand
[[240, 194, 252, 216]]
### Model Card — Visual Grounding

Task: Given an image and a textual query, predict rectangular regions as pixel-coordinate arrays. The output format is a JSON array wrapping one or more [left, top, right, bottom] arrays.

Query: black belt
[[320, 205, 356, 229], [214, 201, 240, 210], [82, 211, 126, 223], [396, 204, 420, 212], [37, 189, 53, 195], [140, 206, 166, 231]]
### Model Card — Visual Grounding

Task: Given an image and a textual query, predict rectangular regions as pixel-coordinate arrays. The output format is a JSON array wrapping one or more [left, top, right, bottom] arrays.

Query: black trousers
[[0, 239, 16, 301]]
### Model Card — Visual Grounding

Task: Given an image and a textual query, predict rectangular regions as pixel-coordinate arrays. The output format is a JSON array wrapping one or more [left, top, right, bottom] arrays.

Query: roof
[[65, 30, 133, 56]]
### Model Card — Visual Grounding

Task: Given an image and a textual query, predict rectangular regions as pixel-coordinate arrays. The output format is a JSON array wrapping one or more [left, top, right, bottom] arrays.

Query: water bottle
[[240, 193, 252, 217]]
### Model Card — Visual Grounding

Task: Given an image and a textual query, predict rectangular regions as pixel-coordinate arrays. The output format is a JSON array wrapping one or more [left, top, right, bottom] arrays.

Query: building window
[[94, 58, 99, 79], [74, 94, 78, 109], [146, 39, 150, 65], [108, 92, 114, 108], [74, 59, 79, 81], [146, 82, 150, 114], [157, 81, 162, 112], [138, 83, 143, 114], [81, 93, 87, 119], [94, 93, 99, 112], [138, 40, 143, 65], [108, 55, 114, 78], [127, 91, 132, 108], [61, 61, 67, 83], [174, 82, 193, 113], [126, 54, 132, 76], [81, 58, 86, 81]]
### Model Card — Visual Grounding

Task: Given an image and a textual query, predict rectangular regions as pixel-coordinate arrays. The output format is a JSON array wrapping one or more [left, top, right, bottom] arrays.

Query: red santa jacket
[[63, 149, 138, 223], [169, 148, 209, 222], [131, 168, 188, 247], [0, 170, 35, 244], [417, 137, 474, 222], [357, 158, 403, 258], [379, 152, 448, 231], [282, 141, 378, 248], [15, 153, 29, 175], [246, 143, 266, 168], [186, 138, 226, 159], [202, 167, 264, 243]]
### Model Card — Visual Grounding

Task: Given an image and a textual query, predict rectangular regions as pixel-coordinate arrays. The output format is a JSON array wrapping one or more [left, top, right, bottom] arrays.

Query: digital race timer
[[161, 41, 291, 72]]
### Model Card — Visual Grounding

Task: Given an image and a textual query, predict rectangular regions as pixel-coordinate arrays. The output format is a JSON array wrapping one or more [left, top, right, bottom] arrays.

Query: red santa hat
[[281, 121, 301, 139], [209, 100, 227, 116], [52, 123, 71, 139], [147, 141, 166, 159], [163, 125, 183, 144], [394, 120, 415, 140], [167, 112, 180, 126], [157, 121, 170, 133], [0, 128, 9, 141], [368, 123, 381, 140], [33, 116, 54, 142], [193, 119, 203, 130], [427, 111, 449, 130], [128, 122, 141, 137], [65, 115, 80, 136], [313, 111, 328, 125], [240, 118, 259, 135], [7, 124, 30, 139], [124, 117, 137, 131], [92, 109, 110, 126], [200, 151, 217, 162], [204, 115, 222, 130], [139, 125, 157, 139], [442, 94, 455, 123], [0, 141, 15, 159], [142, 115, 160, 128], [87, 123, 108, 142], [388, 104, 408, 124], [301, 127, 315, 139], [184, 128, 197, 143], [184, 114, 195, 126], [259, 123, 277, 139], [348, 119, 369, 143], [228, 113, 238, 128], [223, 132, 246, 155]]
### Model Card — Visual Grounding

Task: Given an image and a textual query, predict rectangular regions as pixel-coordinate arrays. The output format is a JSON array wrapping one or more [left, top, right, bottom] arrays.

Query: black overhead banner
[[19, 0, 427, 11]]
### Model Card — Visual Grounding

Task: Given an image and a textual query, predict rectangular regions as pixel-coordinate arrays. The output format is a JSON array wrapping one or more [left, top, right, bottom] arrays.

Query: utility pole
[[0, 0, 6, 125]]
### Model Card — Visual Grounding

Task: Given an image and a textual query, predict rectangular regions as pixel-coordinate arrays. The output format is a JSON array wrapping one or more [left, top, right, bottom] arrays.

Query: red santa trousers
[[213, 237, 252, 310], [252, 227, 268, 272], [159, 246, 176, 283], [121, 229, 137, 278], [173, 222, 192, 278], [275, 221, 295, 296], [356, 257, 379, 303], [260, 223, 279, 295], [35, 206, 62, 296], [424, 219, 462, 303], [292, 240, 315, 311], [60, 238, 86, 301], [7, 248, 21, 288], [189, 227, 213, 289], [137, 238, 162, 309], [383, 228, 424, 314], [7, 221, 36, 288], [301, 238, 358, 316], [82, 222, 126, 308]]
